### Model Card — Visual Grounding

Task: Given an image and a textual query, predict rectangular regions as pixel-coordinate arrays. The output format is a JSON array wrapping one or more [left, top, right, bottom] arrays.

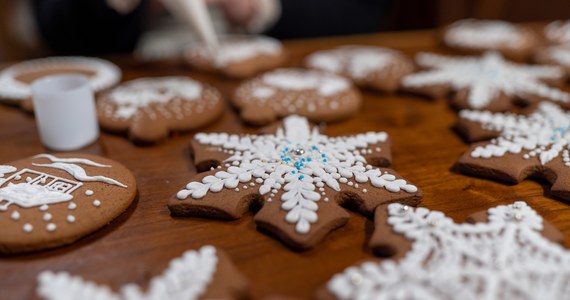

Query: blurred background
[[1, 0, 570, 62]]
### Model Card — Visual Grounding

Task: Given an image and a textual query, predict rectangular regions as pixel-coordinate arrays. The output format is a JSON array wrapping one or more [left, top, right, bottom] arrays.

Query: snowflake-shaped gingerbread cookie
[[402, 51, 570, 111], [169, 115, 422, 249], [97, 77, 224, 143], [319, 201, 568, 300], [456, 102, 570, 201], [37, 246, 249, 300], [441, 19, 540, 60], [304, 45, 414, 92]]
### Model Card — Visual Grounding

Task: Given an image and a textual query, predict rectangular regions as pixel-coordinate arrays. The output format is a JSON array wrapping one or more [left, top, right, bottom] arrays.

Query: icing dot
[[324, 197, 329, 202], [67, 215, 76, 223], [14, 175, 21, 180], [348, 181, 354, 186], [68, 202, 77, 210], [249, 182, 255, 186], [243, 185, 248, 189], [11, 211, 20, 221], [43, 213, 53, 222], [363, 189, 368, 193], [339, 178, 348, 183], [267, 198, 273, 202], [46, 223, 56, 232], [26, 177, 32, 182], [271, 189, 278, 194], [85, 190, 94, 196], [255, 178, 263, 184], [23, 223, 33, 233], [93, 200, 101, 207], [39, 204, 49, 211], [235, 188, 240, 192]]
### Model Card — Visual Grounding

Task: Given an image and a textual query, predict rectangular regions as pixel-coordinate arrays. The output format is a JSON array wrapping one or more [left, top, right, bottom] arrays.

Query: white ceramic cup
[[32, 74, 99, 151]]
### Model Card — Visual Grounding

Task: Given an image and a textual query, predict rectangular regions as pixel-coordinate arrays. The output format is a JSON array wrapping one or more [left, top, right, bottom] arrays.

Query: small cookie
[[441, 19, 540, 61], [534, 45, 570, 74], [97, 77, 224, 143], [304, 45, 414, 92], [544, 20, 570, 45], [402, 51, 570, 111], [233, 68, 361, 125], [169, 115, 422, 249], [0, 153, 136, 254], [456, 102, 570, 201], [0, 57, 121, 111], [318, 201, 567, 300], [37, 245, 249, 300], [184, 35, 287, 78]]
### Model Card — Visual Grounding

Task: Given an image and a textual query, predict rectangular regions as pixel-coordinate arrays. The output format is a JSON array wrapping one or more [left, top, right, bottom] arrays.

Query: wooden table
[[2, 29, 570, 299]]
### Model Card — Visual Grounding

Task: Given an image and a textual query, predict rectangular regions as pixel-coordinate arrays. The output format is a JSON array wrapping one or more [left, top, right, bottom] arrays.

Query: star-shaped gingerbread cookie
[[169, 115, 422, 249], [456, 102, 570, 201]]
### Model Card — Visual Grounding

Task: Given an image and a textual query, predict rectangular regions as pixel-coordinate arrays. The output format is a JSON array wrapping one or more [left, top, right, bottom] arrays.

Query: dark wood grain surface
[[2, 29, 570, 300]]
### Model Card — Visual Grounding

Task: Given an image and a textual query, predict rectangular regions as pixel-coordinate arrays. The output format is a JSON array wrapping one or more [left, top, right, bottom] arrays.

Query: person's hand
[[206, 0, 257, 26]]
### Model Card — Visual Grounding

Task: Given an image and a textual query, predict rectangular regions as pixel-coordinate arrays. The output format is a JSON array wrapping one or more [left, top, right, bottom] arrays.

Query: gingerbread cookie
[[544, 20, 570, 45], [97, 77, 224, 143], [37, 245, 249, 300], [318, 201, 567, 300], [402, 51, 570, 111], [535, 45, 570, 74], [184, 35, 287, 78], [456, 102, 570, 201], [0, 57, 121, 111], [169, 115, 422, 249], [233, 68, 361, 125], [0, 153, 136, 254], [304, 45, 414, 92], [441, 19, 540, 61]]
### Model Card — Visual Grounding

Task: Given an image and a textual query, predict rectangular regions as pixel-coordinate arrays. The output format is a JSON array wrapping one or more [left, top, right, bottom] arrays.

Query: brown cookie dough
[[36, 245, 249, 300], [169, 115, 422, 250], [304, 45, 414, 92], [456, 102, 570, 201], [97, 76, 224, 144], [0, 153, 136, 254], [184, 35, 287, 78], [402, 51, 570, 111], [317, 201, 567, 300], [441, 19, 540, 61], [0, 57, 121, 112], [233, 68, 361, 126]]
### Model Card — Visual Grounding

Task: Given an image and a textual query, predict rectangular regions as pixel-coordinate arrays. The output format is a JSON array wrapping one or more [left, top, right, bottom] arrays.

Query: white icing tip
[[93, 200, 101, 207], [85, 190, 94, 196], [46, 223, 56, 232], [68, 202, 77, 210], [11, 211, 20, 221], [43, 213, 53, 222], [67, 215, 76, 223]]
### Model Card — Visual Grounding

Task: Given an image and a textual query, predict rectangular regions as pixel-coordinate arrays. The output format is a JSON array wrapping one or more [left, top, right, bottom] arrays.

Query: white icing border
[[0, 56, 121, 100]]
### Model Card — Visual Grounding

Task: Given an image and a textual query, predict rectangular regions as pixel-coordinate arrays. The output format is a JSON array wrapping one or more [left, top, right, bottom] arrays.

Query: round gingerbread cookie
[[97, 76, 224, 143], [544, 20, 570, 45], [184, 35, 287, 78], [233, 68, 361, 125], [0, 57, 121, 111], [304, 46, 414, 92], [0, 153, 137, 254], [441, 19, 539, 61]]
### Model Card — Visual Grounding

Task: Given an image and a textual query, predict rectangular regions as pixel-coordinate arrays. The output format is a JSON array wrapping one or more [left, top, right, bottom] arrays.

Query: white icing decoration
[[445, 19, 527, 49], [106, 77, 203, 119], [545, 20, 570, 44], [34, 154, 111, 168], [46, 223, 56, 232], [85, 190, 94, 196], [306, 46, 400, 79], [93, 200, 101, 207], [187, 35, 282, 67], [39, 204, 49, 211], [0, 56, 121, 100], [23, 223, 33, 233], [261, 69, 349, 96], [177, 115, 417, 234], [43, 213, 53, 222], [546, 45, 570, 67], [461, 102, 570, 166], [402, 52, 570, 109], [327, 202, 570, 300], [68, 202, 77, 210], [67, 215, 76, 223], [33, 162, 127, 188], [11, 211, 20, 221], [252, 87, 275, 99], [37, 246, 219, 300], [0, 165, 17, 178]]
